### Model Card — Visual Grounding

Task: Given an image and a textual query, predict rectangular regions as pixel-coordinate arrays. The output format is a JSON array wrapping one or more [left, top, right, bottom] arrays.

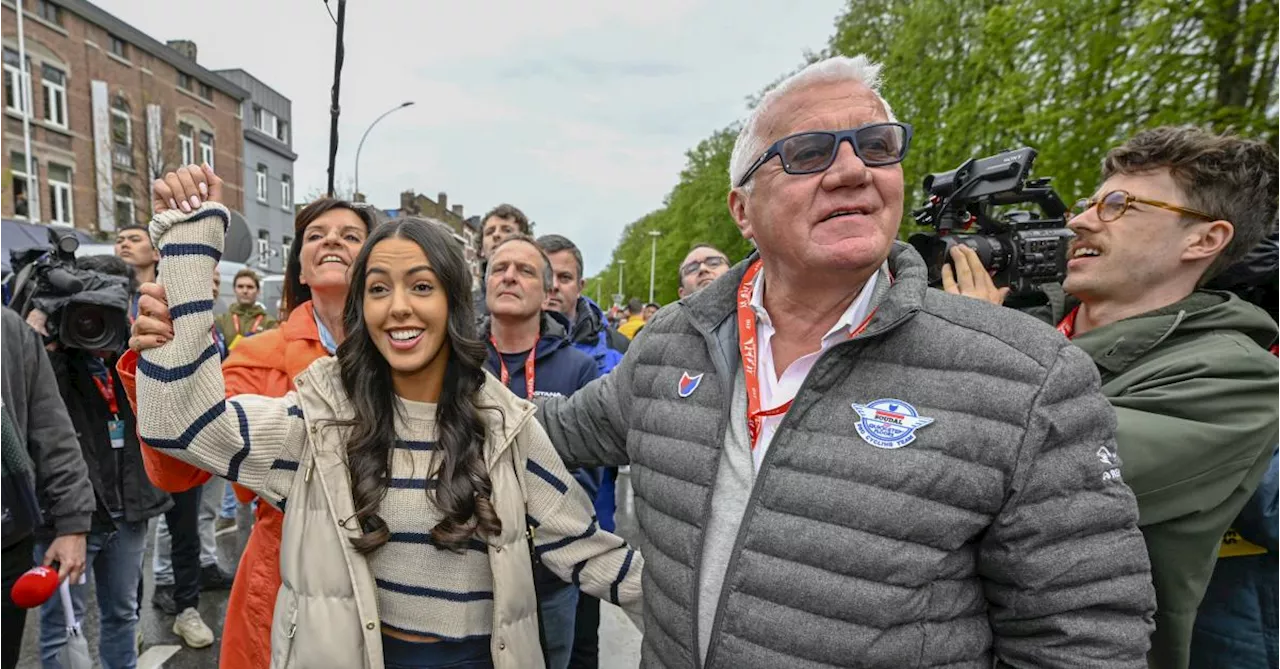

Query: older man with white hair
[[535, 55, 1156, 668]]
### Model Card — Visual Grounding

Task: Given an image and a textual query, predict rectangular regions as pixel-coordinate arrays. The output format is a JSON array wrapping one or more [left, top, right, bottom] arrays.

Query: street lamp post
[[616, 260, 626, 305], [647, 229, 663, 304], [353, 101, 414, 199]]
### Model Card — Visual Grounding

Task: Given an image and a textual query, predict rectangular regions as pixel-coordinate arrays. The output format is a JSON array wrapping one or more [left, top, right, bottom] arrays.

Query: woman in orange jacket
[[118, 198, 377, 669]]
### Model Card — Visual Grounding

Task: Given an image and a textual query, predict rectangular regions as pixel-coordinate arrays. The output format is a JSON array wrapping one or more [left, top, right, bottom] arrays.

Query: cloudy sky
[[97, 0, 844, 276]]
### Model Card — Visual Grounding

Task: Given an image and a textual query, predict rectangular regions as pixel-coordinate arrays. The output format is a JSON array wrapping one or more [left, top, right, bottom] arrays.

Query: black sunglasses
[[736, 122, 913, 188]]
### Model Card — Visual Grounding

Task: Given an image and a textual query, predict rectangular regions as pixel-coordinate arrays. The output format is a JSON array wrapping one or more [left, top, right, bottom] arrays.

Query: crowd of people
[[1, 53, 1276, 669]]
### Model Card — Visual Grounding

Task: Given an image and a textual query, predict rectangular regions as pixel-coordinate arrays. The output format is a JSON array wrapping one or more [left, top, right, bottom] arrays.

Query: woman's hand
[[129, 283, 173, 352], [152, 163, 222, 215]]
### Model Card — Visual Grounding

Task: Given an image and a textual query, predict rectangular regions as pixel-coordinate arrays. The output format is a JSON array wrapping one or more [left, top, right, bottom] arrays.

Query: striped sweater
[[135, 202, 641, 641]]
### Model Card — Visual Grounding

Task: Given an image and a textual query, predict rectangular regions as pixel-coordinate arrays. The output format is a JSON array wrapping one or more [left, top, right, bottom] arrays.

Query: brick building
[[2, 0, 246, 236]]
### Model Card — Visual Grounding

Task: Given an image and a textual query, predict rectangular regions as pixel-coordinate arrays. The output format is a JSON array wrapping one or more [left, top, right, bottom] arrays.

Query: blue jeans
[[539, 582, 578, 669], [34, 519, 148, 669], [220, 478, 238, 519]]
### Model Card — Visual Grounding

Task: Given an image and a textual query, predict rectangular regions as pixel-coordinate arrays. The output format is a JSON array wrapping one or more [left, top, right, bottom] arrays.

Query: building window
[[199, 131, 214, 168], [255, 108, 277, 137], [41, 64, 67, 128], [35, 0, 63, 26], [114, 184, 134, 226], [280, 174, 291, 209], [10, 152, 36, 219], [3, 49, 29, 114], [256, 164, 268, 203], [256, 229, 271, 268], [178, 122, 194, 165], [111, 96, 132, 168], [47, 163, 72, 224], [178, 72, 192, 91], [109, 35, 129, 60], [277, 120, 289, 144], [198, 82, 212, 101], [253, 105, 263, 129]]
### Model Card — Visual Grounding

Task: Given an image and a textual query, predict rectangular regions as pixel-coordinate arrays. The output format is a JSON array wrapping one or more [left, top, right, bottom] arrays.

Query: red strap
[[737, 259, 882, 450], [490, 337, 537, 399], [92, 369, 119, 417], [232, 313, 265, 335], [1057, 306, 1079, 340]]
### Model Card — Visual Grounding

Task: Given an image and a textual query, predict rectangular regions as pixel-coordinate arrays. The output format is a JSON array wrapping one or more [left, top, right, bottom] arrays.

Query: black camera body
[[8, 227, 131, 353], [908, 147, 1074, 305]]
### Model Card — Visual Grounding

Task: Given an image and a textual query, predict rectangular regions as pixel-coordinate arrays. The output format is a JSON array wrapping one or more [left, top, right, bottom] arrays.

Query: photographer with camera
[[18, 253, 190, 665], [944, 126, 1279, 669]]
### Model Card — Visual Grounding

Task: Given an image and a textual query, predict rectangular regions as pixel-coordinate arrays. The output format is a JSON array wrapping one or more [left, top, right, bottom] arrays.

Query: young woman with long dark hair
[[132, 165, 643, 669]]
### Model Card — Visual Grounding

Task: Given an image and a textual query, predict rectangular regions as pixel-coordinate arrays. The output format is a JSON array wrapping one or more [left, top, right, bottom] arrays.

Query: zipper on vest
[[701, 312, 911, 668], [286, 603, 298, 638]]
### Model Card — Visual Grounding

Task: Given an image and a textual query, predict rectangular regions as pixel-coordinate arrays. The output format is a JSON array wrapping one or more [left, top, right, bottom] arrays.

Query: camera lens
[[60, 304, 127, 352]]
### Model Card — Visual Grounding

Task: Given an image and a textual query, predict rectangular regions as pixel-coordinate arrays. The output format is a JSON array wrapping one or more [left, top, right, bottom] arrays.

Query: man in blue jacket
[[482, 235, 599, 669], [537, 234, 628, 669]]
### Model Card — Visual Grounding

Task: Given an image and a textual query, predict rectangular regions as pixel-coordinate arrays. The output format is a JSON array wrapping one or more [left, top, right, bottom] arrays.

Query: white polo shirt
[[748, 267, 880, 471]]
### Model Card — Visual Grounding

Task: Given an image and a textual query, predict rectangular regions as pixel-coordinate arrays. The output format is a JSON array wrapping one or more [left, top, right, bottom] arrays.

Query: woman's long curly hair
[[334, 218, 500, 554]]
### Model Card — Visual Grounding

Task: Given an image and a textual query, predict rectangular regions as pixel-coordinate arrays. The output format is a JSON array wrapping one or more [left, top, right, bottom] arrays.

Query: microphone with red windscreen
[[10, 566, 60, 608]]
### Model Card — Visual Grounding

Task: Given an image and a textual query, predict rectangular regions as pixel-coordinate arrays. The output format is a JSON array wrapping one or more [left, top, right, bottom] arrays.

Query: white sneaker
[[173, 607, 214, 648]]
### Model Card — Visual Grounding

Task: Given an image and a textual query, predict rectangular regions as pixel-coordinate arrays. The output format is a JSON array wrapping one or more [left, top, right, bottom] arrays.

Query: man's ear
[[1183, 219, 1234, 262], [728, 188, 753, 242]]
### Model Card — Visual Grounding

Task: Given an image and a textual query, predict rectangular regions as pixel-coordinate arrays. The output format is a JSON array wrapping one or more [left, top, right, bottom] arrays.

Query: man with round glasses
[[534, 54, 1155, 668], [677, 244, 731, 298]]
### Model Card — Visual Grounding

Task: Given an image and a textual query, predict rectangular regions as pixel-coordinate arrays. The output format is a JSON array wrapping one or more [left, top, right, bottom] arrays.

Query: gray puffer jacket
[[537, 243, 1156, 668]]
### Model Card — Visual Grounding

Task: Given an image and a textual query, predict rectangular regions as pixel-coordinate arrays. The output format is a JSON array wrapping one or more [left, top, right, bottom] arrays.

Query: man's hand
[[942, 245, 1009, 306], [25, 308, 49, 336], [129, 283, 173, 352], [152, 163, 222, 215], [44, 533, 87, 583]]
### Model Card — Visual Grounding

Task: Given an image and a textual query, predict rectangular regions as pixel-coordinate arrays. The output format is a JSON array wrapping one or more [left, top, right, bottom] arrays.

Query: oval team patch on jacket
[[851, 399, 934, 449]]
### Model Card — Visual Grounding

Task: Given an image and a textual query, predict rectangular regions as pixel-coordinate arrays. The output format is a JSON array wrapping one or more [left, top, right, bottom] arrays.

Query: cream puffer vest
[[269, 357, 545, 669]]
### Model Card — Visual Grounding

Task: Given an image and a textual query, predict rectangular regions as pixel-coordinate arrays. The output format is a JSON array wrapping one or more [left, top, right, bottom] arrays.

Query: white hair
[[728, 55, 897, 189]]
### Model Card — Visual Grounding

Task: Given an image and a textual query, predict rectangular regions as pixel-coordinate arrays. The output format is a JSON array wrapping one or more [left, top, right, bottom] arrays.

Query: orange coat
[[119, 302, 330, 669]]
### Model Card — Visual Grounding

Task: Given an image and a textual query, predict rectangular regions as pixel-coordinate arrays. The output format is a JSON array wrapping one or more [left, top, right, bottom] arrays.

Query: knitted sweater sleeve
[[134, 203, 306, 508], [521, 419, 643, 617]]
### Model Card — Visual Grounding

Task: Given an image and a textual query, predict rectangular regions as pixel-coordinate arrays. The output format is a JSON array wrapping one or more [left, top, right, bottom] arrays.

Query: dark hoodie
[[482, 310, 600, 591]]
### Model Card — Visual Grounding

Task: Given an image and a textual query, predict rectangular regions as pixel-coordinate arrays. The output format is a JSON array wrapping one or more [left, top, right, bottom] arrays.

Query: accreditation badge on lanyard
[[736, 259, 883, 451], [490, 337, 537, 399], [93, 370, 125, 450]]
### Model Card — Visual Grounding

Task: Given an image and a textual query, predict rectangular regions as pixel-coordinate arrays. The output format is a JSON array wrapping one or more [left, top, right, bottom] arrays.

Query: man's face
[[1064, 169, 1218, 305], [678, 247, 730, 297], [234, 277, 259, 306], [114, 229, 158, 269], [481, 216, 521, 259], [486, 241, 547, 320], [643, 305, 658, 320], [729, 81, 904, 278], [212, 271, 221, 302], [543, 250, 583, 316]]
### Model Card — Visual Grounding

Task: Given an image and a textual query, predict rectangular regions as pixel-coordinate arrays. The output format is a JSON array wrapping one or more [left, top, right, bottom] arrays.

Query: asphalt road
[[16, 476, 643, 668]]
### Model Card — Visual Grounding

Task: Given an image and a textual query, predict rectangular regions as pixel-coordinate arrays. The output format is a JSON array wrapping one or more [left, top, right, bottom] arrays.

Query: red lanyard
[[737, 259, 882, 450], [1057, 306, 1079, 339], [490, 337, 537, 398], [92, 368, 119, 417], [232, 313, 264, 336]]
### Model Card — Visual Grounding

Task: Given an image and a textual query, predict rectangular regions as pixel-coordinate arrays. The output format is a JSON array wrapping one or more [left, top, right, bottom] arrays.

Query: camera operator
[[1, 307, 94, 669], [27, 254, 187, 665], [946, 126, 1279, 669]]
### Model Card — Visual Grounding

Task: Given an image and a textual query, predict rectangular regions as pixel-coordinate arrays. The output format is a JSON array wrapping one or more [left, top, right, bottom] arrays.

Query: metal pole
[[354, 101, 414, 199], [648, 230, 661, 303], [16, 1, 37, 222], [617, 260, 626, 301], [324, 0, 347, 197]]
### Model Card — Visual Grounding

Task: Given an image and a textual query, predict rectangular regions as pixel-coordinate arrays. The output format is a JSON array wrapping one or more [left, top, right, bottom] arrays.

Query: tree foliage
[[590, 0, 1278, 305]]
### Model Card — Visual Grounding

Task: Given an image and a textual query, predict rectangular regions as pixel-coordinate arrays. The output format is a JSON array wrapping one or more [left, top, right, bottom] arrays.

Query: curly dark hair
[[334, 218, 501, 554], [1103, 126, 1279, 282]]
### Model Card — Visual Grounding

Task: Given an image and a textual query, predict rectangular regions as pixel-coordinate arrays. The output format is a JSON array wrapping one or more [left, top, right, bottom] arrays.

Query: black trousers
[[567, 594, 601, 669], [2, 535, 35, 669], [164, 487, 202, 612]]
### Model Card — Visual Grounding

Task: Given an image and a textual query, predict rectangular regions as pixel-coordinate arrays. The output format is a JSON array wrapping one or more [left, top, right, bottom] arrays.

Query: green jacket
[[215, 301, 277, 346], [1064, 290, 1278, 669]]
